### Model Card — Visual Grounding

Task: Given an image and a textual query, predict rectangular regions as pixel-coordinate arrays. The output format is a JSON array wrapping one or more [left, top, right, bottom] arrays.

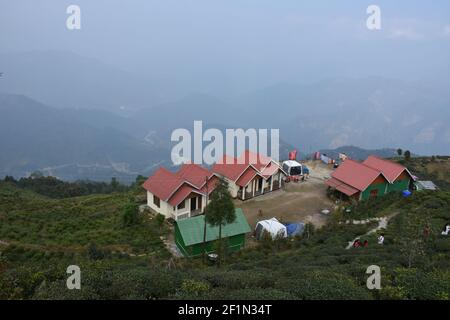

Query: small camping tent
[[255, 218, 287, 240]]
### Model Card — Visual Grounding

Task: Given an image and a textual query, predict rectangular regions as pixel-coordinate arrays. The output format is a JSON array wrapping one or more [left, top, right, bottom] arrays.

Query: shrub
[[87, 243, 106, 260], [175, 279, 210, 298], [155, 213, 165, 227], [121, 201, 140, 227], [275, 270, 373, 300]]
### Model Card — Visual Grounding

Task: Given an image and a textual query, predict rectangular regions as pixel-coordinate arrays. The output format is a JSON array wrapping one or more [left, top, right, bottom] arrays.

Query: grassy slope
[[0, 182, 169, 255], [405, 156, 450, 190], [0, 157, 449, 300]]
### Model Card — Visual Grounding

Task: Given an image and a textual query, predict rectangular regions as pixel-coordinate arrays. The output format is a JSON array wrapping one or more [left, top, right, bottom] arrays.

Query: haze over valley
[[1, 1, 450, 181]]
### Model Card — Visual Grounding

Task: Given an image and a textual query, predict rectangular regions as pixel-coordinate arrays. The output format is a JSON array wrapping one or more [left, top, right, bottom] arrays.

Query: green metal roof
[[176, 208, 251, 246]]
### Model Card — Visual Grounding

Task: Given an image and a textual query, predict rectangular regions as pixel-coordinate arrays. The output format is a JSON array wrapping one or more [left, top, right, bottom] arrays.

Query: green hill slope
[[0, 174, 449, 300]]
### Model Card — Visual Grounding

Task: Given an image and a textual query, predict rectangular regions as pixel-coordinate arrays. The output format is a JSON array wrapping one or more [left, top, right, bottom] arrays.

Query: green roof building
[[174, 208, 251, 257]]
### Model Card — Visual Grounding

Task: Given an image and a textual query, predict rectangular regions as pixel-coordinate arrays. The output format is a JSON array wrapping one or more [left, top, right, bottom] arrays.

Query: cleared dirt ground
[[235, 161, 335, 230]]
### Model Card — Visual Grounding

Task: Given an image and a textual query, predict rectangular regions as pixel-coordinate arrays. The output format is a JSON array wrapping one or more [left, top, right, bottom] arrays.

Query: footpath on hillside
[[345, 212, 399, 249]]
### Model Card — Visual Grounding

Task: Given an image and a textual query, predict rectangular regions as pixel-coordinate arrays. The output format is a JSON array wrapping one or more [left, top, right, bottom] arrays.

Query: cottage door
[[258, 178, 263, 192], [190, 197, 197, 211], [198, 196, 202, 210]]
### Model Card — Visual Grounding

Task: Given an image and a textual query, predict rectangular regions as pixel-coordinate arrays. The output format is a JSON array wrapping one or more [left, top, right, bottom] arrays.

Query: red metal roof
[[167, 175, 221, 207], [363, 156, 411, 183], [336, 183, 360, 196], [168, 184, 200, 206], [177, 163, 213, 188], [142, 164, 217, 204], [238, 150, 271, 171], [200, 175, 220, 194], [325, 177, 359, 196], [212, 155, 250, 181], [142, 167, 184, 201], [326, 177, 341, 188], [212, 150, 279, 182], [331, 159, 386, 191], [236, 166, 259, 187], [260, 162, 279, 178]]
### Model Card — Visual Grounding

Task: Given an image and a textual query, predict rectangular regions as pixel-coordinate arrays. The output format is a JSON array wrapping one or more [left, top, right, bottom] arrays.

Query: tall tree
[[202, 175, 209, 263], [204, 178, 235, 266], [404, 150, 411, 161], [397, 148, 403, 156]]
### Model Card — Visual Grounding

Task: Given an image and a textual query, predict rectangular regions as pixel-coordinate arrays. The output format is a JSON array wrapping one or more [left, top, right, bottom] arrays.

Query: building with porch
[[326, 156, 413, 201], [142, 164, 219, 221], [212, 150, 286, 200]]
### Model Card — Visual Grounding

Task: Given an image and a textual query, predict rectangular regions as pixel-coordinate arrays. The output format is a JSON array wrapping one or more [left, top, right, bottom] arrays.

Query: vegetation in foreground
[[0, 158, 449, 300]]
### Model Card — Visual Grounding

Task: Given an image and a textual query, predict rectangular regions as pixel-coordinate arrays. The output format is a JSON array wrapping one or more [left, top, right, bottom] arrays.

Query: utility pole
[[202, 175, 208, 264]]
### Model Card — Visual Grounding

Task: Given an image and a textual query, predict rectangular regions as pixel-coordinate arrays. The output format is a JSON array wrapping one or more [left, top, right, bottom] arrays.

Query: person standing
[[423, 224, 431, 240]]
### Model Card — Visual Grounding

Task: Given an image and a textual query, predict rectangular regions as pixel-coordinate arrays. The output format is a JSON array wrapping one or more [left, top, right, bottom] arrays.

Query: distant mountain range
[[315, 146, 398, 161], [1, 51, 449, 181], [0, 94, 294, 182], [232, 78, 450, 156], [0, 94, 170, 183]]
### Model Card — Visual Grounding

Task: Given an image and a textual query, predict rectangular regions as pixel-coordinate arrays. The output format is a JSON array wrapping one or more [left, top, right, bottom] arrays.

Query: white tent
[[255, 218, 287, 240]]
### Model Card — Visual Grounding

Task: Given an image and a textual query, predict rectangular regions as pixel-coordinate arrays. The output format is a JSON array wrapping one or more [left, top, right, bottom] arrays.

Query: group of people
[[351, 222, 449, 250], [352, 234, 385, 248], [352, 239, 369, 248]]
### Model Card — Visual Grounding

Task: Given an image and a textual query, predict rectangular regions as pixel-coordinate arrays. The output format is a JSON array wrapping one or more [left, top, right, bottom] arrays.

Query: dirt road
[[236, 161, 334, 229]]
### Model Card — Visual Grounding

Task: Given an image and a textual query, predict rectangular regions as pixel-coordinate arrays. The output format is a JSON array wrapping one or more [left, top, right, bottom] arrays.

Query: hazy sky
[[2, 0, 450, 95]]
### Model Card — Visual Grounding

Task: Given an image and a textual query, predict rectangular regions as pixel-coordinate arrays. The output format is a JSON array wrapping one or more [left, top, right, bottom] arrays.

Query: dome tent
[[255, 218, 287, 240]]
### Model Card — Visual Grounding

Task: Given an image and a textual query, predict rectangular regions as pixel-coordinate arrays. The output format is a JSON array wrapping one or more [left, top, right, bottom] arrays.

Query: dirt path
[[161, 233, 183, 258], [345, 212, 399, 249], [235, 161, 335, 229]]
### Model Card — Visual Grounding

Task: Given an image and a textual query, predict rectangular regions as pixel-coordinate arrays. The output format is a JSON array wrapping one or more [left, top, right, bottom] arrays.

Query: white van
[[282, 160, 303, 177]]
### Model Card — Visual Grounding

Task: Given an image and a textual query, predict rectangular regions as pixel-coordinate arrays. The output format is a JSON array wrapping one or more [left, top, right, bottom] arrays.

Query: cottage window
[[153, 195, 161, 208], [177, 200, 185, 210]]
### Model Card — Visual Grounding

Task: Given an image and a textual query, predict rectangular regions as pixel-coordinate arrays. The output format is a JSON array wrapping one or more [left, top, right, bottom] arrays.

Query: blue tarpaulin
[[285, 223, 305, 237]]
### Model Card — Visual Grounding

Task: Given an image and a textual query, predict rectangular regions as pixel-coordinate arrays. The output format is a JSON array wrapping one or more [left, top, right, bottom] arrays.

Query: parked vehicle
[[282, 160, 303, 182]]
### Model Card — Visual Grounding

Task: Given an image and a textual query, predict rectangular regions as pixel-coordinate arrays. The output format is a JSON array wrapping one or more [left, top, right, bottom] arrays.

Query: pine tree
[[204, 178, 235, 266]]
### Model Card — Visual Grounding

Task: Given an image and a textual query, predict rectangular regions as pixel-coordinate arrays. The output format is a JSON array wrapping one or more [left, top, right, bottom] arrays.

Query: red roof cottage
[[363, 156, 414, 192], [142, 164, 219, 221], [326, 156, 413, 201], [212, 150, 286, 200]]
